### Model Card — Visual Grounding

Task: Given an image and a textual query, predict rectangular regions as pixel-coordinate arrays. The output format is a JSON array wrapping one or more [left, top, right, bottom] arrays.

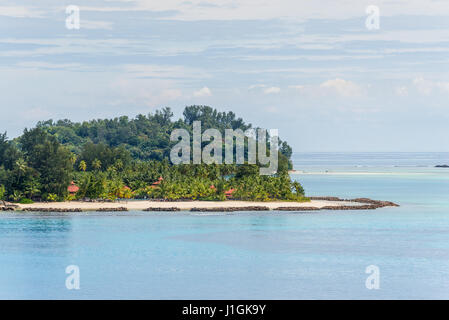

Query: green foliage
[[235, 164, 259, 179], [36, 106, 292, 166], [78, 143, 131, 171], [10, 190, 23, 202], [18, 198, 34, 204], [0, 132, 21, 170], [20, 128, 73, 196], [46, 193, 58, 202], [24, 179, 41, 199], [291, 181, 305, 196], [76, 172, 106, 200], [91, 159, 102, 171], [66, 194, 76, 201], [0, 106, 301, 202], [79, 160, 87, 172], [0, 185, 5, 200], [232, 173, 307, 202], [183, 105, 251, 131]]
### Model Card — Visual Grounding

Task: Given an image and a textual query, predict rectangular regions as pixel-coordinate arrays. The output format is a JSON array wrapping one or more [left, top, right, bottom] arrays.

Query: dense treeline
[[0, 106, 306, 203], [36, 105, 293, 164]]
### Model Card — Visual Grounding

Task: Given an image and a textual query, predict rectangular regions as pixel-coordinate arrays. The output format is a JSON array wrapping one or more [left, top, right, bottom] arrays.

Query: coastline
[[2, 198, 399, 212]]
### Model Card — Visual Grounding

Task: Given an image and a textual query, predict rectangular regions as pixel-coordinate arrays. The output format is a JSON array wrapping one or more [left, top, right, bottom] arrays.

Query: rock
[[350, 198, 399, 207], [96, 207, 128, 212], [1, 201, 19, 208], [321, 205, 378, 210], [436, 165, 449, 168], [21, 208, 83, 212], [0, 201, 19, 211], [143, 207, 181, 212], [275, 207, 320, 211], [190, 206, 270, 212], [308, 196, 399, 208], [238, 206, 270, 211], [276, 197, 399, 212], [308, 196, 343, 201]]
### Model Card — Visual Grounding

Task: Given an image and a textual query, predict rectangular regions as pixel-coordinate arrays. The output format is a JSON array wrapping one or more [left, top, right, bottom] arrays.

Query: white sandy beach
[[16, 199, 360, 211]]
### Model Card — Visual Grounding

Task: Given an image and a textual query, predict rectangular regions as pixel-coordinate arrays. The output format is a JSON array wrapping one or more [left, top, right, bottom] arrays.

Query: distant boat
[[435, 165, 449, 168]]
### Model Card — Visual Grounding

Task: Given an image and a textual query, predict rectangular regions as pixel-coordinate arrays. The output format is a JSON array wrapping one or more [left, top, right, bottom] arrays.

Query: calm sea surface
[[1, 152, 449, 299]]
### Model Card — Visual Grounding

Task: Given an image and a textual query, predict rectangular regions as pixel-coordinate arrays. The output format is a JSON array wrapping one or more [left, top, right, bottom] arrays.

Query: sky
[[1, 0, 449, 152]]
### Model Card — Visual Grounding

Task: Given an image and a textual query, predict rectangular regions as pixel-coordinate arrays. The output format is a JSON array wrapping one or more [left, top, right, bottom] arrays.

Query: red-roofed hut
[[224, 188, 235, 199], [67, 181, 79, 194], [150, 177, 164, 188]]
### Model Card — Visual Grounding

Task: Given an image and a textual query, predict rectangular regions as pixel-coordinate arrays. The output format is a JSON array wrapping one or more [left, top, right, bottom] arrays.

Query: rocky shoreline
[[190, 206, 270, 212], [192, 198, 400, 212], [21, 207, 83, 212], [143, 207, 181, 212], [308, 197, 399, 209], [1, 197, 399, 213], [97, 207, 128, 212], [0, 201, 18, 211]]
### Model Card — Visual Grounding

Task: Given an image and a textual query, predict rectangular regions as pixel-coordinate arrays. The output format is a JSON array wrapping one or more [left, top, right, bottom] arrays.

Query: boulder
[[143, 207, 181, 212]]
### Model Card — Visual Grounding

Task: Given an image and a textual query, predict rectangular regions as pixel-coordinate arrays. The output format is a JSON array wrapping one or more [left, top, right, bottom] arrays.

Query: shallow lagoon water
[[1, 153, 449, 299]]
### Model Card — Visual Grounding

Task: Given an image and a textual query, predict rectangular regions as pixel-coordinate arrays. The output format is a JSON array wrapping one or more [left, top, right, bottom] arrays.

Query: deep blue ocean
[[1, 152, 449, 299]]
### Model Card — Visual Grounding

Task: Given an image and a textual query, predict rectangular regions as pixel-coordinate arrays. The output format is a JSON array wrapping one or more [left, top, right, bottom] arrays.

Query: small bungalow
[[224, 188, 235, 199], [67, 181, 79, 195], [150, 177, 164, 189]]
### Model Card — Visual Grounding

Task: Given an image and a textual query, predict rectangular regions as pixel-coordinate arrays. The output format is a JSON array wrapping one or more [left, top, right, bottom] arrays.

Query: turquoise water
[[1, 153, 449, 299]]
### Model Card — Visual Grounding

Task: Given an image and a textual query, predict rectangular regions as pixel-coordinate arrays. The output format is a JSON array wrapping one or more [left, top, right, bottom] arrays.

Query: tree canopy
[[0, 106, 304, 203]]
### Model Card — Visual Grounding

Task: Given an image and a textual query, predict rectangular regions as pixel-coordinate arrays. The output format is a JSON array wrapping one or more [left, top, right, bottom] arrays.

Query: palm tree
[[13, 159, 28, 185], [70, 153, 77, 166], [0, 185, 6, 201], [15, 159, 27, 175], [114, 159, 124, 171], [291, 181, 305, 196], [107, 179, 123, 198], [92, 159, 101, 171], [25, 181, 40, 199], [79, 160, 87, 172], [10, 190, 23, 202]]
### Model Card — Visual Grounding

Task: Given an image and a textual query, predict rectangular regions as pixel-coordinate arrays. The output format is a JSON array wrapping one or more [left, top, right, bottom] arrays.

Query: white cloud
[[112, 77, 183, 107], [288, 85, 305, 92], [16, 61, 83, 71], [413, 77, 433, 95], [82, 20, 114, 30], [0, 6, 44, 18], [395, 86, 408, 97], [193, 86, 212, 97], [320, 78, 362, 97], [248, 84, 280, 94], [80, 0, 449, 21], [124, 64, 209, 80], [248, 84, 267, 90], [437, 82, 449, 93], [264, 86, 281, 94], [411, 77, 449, 95]]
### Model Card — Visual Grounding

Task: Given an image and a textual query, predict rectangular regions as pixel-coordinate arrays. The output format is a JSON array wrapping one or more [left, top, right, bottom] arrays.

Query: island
[[0, 105, 398, 212]]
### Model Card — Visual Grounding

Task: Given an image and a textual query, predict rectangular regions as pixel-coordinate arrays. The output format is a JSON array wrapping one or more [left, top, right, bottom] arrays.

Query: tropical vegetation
[[0, 106, 307, 203]]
